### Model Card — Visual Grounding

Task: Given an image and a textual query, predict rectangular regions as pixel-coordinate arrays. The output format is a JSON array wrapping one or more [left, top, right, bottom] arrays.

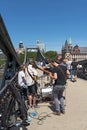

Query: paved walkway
[[27, 78, 87, 130]]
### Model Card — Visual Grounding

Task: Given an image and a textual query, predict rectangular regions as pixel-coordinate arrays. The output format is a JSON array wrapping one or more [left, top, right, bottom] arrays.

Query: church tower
[[68, 37, 73, 53]]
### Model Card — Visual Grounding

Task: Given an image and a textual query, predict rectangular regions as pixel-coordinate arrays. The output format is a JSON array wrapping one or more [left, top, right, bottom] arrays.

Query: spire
[[69, 37, 73, 53], [69, 37, 72, 45], [65, 40, 68, 45]]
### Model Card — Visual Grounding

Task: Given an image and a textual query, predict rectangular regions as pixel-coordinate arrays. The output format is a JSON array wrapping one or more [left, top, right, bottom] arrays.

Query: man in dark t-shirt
[[49, 60, 70, 115], [53, 65, 67, 85]]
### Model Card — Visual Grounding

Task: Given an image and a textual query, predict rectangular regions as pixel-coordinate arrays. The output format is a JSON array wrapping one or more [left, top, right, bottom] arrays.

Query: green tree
[[26, 52, 37, 61], [19, 50, 59, 63], [44, 51, 58, 60]]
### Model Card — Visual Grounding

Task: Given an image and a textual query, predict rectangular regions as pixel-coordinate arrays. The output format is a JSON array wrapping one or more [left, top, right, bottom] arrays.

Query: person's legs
[[53, 85, 60, 112], [28, 84, 37, 107], [28, 86, 32, 107], [72, 70, 77, 81], [71, 70, 76, 82], [28, 95, 33, 107], [9, 84, 30, 125], [33, 95, 37, 106], [74, 70, 77, 81], [27, 86, 33, 107], [31, 84, 38, 107], [58, 87, 65, 113], [69, 69, 72, 79]]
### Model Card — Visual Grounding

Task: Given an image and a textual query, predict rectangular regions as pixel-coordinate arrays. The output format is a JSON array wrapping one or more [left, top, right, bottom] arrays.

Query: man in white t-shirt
[[18, 64, 29, 102], [17, 64, 30, 125], [25, 61, 38, 108], [18, 65, 27, 88]]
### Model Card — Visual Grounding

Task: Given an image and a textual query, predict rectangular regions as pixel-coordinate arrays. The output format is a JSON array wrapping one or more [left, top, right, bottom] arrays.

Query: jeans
[[53, 85, 65, 112], [9, 84, 27, 120]]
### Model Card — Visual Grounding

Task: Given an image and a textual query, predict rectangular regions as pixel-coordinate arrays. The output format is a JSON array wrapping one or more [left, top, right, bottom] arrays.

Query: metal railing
[[0, 73, 21, 130]]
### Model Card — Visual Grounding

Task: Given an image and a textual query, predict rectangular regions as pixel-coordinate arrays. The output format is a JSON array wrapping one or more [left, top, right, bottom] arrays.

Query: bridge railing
[[0, 72, 19, 130], [0, 15, 21, 89]]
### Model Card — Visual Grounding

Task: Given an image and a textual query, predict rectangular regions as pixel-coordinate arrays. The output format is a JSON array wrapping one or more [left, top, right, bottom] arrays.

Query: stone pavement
[[26, 78, 87, 130]]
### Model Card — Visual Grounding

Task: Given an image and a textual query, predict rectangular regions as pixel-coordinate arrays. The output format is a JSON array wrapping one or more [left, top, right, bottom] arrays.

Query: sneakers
[[22, 120, 30, 126], [30, 111, 38, 117], [53, 110, 65, 115], [27, 115, 31, 122], [61, 110, 65, 114], [71, 78, 76, 82], [22, 116, 31, 126], [53, 111, 61, 115]]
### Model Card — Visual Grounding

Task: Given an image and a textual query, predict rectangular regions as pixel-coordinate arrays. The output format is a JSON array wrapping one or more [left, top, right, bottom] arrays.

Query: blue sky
[[0, 0, 87, 52]]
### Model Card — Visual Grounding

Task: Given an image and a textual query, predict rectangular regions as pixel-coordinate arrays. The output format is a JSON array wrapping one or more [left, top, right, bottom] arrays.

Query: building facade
[[62, 39, 87, 61]]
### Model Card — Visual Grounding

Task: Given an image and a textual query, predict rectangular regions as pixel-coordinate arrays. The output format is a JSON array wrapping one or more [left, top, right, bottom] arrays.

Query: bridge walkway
[[27, 78, 87, 130]]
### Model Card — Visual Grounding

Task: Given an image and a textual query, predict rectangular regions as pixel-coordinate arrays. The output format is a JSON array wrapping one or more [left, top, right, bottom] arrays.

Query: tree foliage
[[27, 52, 37, 61], [19, 50, 58, 62], [44, 51, 58, 60]]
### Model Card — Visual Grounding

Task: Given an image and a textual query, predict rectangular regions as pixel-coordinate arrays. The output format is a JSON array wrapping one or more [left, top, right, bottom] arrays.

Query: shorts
[[28, 84, 37, 96]]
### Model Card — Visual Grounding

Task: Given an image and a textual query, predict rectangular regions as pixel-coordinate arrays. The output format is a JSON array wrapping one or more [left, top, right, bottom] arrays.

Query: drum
[[41, 85, 53, 98]]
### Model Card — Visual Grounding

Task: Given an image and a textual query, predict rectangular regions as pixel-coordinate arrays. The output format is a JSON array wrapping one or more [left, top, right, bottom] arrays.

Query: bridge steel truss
[[23, 47, 45, 64], [0, 15, 22, 89], [0, 15, 28, 130]]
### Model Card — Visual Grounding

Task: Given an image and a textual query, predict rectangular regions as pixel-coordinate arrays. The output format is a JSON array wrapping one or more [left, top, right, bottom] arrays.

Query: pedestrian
[[66, 58, 72, 79], [25, 61, 38, 108], [18, 64, 28, 98], [71, 58, 78, 82], [10, 64, 31, 125], [49, 59, 70, 115], [18, 64, 27, 88]]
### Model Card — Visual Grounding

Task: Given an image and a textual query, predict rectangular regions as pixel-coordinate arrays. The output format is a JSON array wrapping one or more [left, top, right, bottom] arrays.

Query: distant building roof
[[79, 47, 87, 53]]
